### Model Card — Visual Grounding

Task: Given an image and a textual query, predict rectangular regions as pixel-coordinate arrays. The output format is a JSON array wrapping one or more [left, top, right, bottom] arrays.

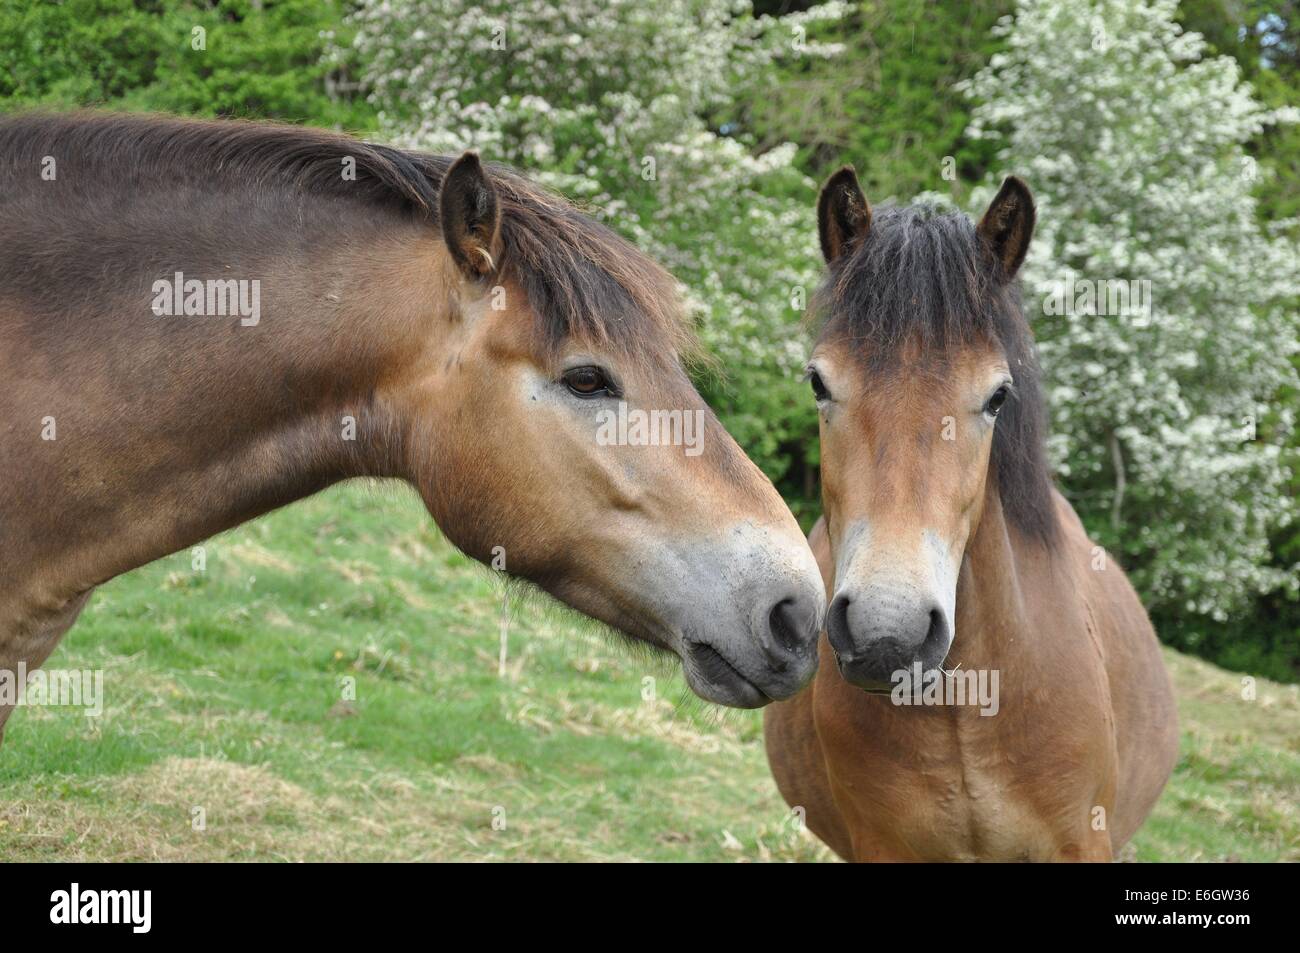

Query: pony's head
[[806, 170, 1056, 692], [393, 152, 825, 707]]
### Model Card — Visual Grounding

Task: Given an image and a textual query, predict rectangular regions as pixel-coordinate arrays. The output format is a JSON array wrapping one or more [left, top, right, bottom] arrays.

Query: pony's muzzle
[[826, 588, 951, 692], [680, 585, 822, 708]]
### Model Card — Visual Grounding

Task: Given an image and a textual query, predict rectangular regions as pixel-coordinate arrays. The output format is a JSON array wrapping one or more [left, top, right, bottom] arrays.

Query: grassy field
[[1, 482, 1296, 862]]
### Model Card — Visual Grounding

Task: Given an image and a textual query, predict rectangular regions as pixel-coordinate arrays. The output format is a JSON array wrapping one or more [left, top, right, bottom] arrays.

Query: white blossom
[[965, 0, 1300, 617], [338, 0, 846, 486]]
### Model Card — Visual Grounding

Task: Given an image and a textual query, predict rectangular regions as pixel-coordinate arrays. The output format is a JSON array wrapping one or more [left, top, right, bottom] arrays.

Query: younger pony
[[764, 171, 1178, 861]]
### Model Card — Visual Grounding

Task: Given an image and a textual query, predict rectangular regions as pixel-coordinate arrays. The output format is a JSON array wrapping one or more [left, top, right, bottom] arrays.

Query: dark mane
[[813, 203, 1059, 545], [0, 111, 693, 365]]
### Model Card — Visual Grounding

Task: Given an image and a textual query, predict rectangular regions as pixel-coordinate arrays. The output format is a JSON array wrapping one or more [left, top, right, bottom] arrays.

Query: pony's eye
[[563, 365, 614, 398], [984, 386, 1010, 417], [809, 370, 830, 402]]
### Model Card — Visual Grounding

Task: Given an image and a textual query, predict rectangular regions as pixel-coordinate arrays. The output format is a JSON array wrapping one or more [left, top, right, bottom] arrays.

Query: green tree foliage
[[1176, 2, 1300, 681], [0, 0, 372, 128], [747, 0, 1011, 202], [1181, 0, 1300, 224]]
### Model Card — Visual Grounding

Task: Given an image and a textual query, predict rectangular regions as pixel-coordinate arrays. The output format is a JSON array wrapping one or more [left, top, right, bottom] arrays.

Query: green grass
[[0, 482, 1295, 861]]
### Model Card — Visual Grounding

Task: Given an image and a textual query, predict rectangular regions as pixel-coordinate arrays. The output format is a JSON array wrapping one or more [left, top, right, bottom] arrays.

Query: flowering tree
[[336, 0, 846, 506], [964, 0, 1300, 620]]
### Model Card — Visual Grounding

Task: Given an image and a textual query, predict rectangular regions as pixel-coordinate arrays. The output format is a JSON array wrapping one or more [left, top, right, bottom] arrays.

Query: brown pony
[[765, 170, 1178, 861], [0, 112, 827, 745]]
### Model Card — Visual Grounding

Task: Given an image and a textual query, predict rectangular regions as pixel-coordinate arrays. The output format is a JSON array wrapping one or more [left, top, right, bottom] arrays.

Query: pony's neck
[[12, 224, 457, 600]]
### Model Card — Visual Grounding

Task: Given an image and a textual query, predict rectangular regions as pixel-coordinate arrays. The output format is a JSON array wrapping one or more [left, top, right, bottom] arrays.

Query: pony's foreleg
[[0, 589, 94, 748]]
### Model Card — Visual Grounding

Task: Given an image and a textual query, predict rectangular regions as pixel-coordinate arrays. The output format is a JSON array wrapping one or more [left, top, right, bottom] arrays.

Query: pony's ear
[[817, 165, 871, 264], [977, 176, 1035, 279], [440, 151, 501, 279]]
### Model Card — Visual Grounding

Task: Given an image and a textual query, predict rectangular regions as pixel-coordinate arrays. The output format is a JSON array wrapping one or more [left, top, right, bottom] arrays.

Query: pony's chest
[[822, 701, 1094, 861], [870, 753, 1062, 862]]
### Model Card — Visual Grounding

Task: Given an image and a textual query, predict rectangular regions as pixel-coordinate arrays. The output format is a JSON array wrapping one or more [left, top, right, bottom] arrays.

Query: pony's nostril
[[767, 597, 811, 654], [825, 593, 854, 658], [919, 606, 950, 665], [764, 598, 795, 650]]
